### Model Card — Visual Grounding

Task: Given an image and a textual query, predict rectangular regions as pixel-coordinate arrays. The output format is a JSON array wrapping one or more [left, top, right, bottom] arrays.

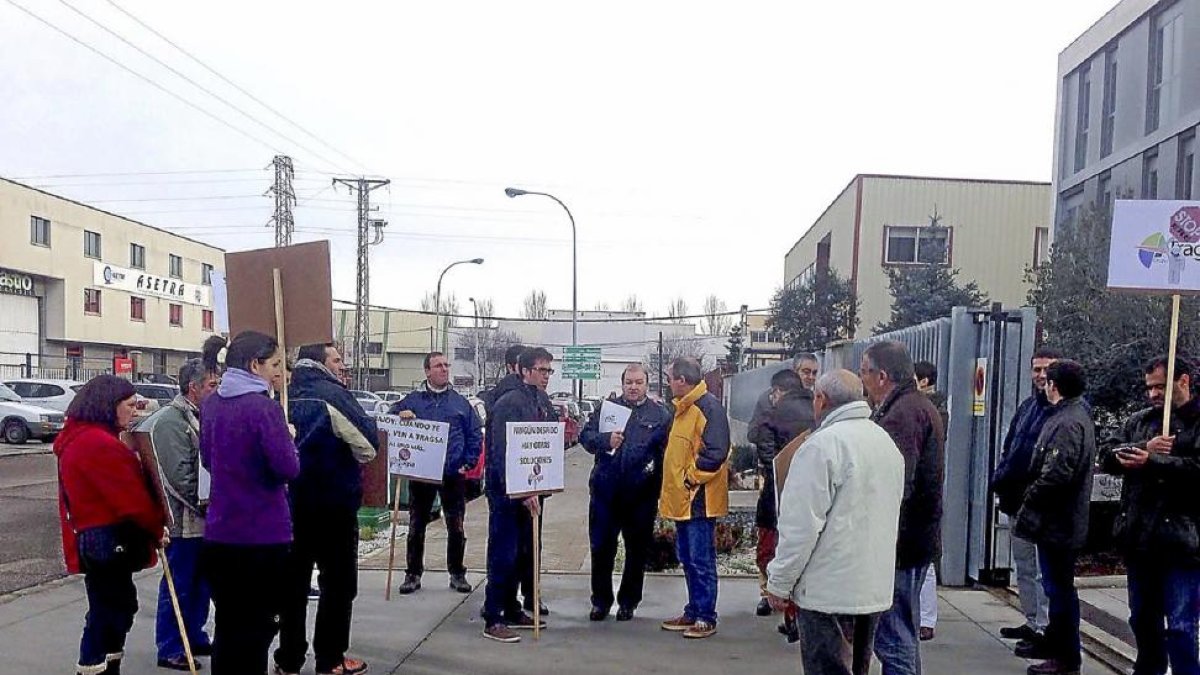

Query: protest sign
[[773, 429, 812, 510], [377, 414, 449, 484], [224, 240, 333, 346], [505, 422, 565, 497], [598, 399, 632, 434]]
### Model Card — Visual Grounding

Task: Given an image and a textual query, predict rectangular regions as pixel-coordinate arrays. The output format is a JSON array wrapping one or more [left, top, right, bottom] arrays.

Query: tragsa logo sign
[[1136, 233, 1169, 269]]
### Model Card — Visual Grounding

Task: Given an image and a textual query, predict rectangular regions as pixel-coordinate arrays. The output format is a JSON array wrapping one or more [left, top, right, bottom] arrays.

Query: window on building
[[201, 263, 213, 286], [169, 303, 182, 327], [30, 216, 51, 247], [84, 289, 101, 315], [1101, 47, 1117, 157], [1147, 4, 1184, 134], [816, 232, 832, 276], [129, 243, 146, 269], [1059, 73, 1074, 177], [366, 342, 384, 355], [1034, 227, 1051, 267], [1074, 65, 1091, 172], [202, 309, 214, 332], [1097, 170, 1113, 209], [884, 225, 949, 265], [1179, 131, 1196, 200], [1142, 149, 1160, 199], [169, 254, 183, 279], [130, 297, 145, 321], [83, 230, 102, 259], [454, 347, 474, 360], [1060, 186, 1085, 227]]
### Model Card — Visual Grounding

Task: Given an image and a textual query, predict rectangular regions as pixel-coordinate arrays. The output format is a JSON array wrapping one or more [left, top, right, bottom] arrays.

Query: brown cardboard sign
[[224, 241, 334, 346], [773, 429, 812, 509], [126, 430, 172, 528]]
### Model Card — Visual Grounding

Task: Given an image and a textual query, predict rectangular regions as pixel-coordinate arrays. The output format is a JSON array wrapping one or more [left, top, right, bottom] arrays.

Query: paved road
[[0, 452, 65, 594]]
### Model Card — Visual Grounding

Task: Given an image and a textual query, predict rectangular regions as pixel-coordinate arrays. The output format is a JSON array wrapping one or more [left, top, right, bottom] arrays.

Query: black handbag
[[75, 522, 152, 573]]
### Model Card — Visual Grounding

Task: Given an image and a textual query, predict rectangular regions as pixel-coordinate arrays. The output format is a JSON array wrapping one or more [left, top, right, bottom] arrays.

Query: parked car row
[[1, 378, 162, 444]]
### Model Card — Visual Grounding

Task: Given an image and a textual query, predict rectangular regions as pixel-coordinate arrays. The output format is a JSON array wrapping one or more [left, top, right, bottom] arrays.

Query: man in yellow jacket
[[659, 357, 731, 640]]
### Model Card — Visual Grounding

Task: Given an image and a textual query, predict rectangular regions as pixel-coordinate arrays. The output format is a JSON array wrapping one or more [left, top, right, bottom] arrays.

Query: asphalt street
[[0, 449, 65, 594]]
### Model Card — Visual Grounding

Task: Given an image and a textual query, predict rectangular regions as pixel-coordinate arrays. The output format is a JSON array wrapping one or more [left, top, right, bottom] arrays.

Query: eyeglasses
[[534, 367, 555, 374]]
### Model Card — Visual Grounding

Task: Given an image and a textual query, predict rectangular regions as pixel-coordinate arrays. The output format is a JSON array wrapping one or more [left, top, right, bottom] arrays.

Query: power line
[[7, 168, 262, 179], [102, 0, 371, 174], [331, 300, 764, 324]]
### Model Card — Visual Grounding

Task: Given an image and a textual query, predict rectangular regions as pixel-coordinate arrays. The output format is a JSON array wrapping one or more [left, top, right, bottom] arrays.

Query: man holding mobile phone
[[1100, 356, 1200, 675]]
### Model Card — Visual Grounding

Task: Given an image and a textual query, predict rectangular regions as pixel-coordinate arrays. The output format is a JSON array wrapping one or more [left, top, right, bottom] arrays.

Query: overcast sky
[[0, 0, 1117, 320]]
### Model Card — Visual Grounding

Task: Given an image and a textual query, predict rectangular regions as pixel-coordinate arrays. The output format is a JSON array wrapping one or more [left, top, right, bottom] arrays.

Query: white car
[[0, 382, 65, 444], [3, 378, 82, 413]]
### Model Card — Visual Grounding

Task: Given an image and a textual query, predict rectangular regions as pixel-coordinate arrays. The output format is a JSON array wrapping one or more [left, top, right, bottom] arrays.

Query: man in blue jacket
[[580, 363, 671, 622], [276, 343, 378, 675], [391, 352, 483, 595]]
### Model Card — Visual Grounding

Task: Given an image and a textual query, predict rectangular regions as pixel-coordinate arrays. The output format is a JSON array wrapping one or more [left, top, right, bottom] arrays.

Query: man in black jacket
[[1101, 356, 1200, 675], [481, 347, 556, 644], [275, 344, 378, 675], [1014, 359, 1095, 675], [580, 363, 671, 622]]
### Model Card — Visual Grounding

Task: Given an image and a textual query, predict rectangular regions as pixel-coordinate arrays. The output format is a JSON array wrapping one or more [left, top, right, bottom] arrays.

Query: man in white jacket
[[766, 369, 906, 675]]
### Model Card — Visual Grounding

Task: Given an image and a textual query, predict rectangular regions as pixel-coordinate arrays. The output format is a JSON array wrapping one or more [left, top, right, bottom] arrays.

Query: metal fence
[[0, 352, 177, 384]]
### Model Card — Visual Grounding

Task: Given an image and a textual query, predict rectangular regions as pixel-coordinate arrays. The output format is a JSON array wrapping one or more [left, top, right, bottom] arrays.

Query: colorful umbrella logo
[[1138, 233, 1169, 269]]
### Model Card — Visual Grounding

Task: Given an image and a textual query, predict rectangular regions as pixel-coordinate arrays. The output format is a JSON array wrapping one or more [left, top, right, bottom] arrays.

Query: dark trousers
[[797, 609, 881, 675], [1038, 544, 1082, 668], [203, 542, 289, 675], [275, 508, 360, 674], [79, 565, 138, 669], [1127, 554, 1200, 675], [518, 495, 546, 605], [155, 537, 211, 661], [484, 495, 526, 625], [589, 490, 657, 611], [407, 475, 468, 577], [756, 526, 779, 597]]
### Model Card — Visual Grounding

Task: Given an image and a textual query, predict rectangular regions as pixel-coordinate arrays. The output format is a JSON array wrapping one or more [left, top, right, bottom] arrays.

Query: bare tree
[[620, 294, 644, 314], [458, 328, 523, 387], [648, 333, 708, 393], [475, 297, 495, 327], [667, 297, 689, 323], [420, 292, 460, 317], [523, 289, 549, 319], [594, 301, 611, 311], [702, 295, 731, 336]]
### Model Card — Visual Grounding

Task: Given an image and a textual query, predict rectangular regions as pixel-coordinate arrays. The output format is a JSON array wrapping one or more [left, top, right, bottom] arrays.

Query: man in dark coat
[[1100, 355, 1200, 675], [1014, 359, 1095, 675], [276, 343, 378, 675], [580, 363, 671, 622], [861, 341, 944, 675]]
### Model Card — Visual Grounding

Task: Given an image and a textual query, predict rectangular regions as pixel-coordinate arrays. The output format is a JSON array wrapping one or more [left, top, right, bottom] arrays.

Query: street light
[[468, 296, 481, 392], [504, 187, 578, 396], [435, 258, 484, 353]]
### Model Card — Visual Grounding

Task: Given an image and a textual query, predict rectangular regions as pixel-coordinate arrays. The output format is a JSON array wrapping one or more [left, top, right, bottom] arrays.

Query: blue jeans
[[874, 564, 928, 675], [484, 495, 526, 626], [675, 518, 718, 625], [1039, 545, 1081, 668], [156, 538, 211, 661], [1127, 555, 1200, 675]]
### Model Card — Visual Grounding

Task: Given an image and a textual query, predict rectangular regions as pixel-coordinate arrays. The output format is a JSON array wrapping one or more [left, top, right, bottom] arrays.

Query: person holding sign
[[1099, 356, 1200, 675], [482, 347, 556, 643], [580, 363, 671, 622], [391, 352, 483, 596], [274, 343, 377, 675], [659, 357, 731, 640]]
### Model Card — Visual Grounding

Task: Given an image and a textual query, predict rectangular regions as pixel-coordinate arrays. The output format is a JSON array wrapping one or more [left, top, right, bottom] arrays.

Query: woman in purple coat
[[199, 332, 299, 675]]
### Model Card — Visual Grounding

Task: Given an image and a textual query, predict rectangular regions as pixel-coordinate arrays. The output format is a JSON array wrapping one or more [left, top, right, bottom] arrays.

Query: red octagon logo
[[1169, 206, 1200, 244]]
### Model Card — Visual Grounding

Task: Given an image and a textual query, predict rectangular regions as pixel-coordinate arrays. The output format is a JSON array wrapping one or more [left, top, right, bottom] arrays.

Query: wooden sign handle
[[384, 477, 403, 601], [532, 509, 541, 641], [273, 268, 289, 424], [1164, 293, 1182, 433]]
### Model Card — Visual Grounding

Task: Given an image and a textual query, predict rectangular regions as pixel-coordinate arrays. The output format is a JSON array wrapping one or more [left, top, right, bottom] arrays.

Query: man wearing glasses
[[482, 347, 557, 643]]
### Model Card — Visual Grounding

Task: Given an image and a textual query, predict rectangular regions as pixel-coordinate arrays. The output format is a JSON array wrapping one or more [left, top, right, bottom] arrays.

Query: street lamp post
[[435, 258, 484, 354], [468, 296, 481, 393], [505, 187, 578, 396]]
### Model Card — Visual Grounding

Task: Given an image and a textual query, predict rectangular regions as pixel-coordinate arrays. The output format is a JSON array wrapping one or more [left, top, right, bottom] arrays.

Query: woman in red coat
[[56, 375, 166, 675]]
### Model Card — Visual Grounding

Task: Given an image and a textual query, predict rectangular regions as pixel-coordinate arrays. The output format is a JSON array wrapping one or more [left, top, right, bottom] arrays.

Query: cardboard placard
[[224, 241, 334, 345], [1107, 200, 1200, 293], [773, 429, 812, 510], [505, 422, 565, 497], [127, 430, 172, 528], [377, 415, 449, 484]]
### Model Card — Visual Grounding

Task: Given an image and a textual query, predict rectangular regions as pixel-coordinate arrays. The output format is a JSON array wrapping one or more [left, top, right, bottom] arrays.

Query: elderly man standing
[[142, 358, 219, 671], [767, 369, 905, 675], [861, 341, 944, 675], [660, 357, 731, 640]]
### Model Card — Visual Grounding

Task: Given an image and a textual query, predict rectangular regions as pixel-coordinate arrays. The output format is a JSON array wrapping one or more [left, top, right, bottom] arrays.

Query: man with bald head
[[767, 369, 905, 675]]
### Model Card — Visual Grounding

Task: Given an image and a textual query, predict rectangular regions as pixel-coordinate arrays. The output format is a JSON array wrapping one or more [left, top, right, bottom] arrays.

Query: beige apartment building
[[783, 174, 1051, 336], [743, 313, 787, 368], [0, 177, 224, 380]]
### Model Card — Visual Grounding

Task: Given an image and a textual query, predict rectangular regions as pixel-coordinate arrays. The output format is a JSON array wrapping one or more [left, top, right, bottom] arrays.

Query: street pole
[[332, 176, 390, 390], [469, 297, 481, 393], [504, 187, 577, 397], [434, 258, 484, 354], [658, 331, 665, 400]]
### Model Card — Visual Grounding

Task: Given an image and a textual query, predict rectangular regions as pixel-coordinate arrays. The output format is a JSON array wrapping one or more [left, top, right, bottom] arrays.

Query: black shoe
[[191, 643, 213, 657], [1015, 638, 1052, 660], [508, 612, 548, 630], [158, 656, 201, 671], [449, 574, 472, 593], [756, 597, 773, 616], [616, 606, 634, 622], [589, 606, 609, 621], [1001, 624, 1041, 641], [523, 599, 550, 615], [397, 574, 421, 595], [1026, 660, 1079, 675]]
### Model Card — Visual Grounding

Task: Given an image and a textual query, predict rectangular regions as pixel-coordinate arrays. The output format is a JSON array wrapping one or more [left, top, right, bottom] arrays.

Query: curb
[[986, 586, 1131, 674], [0, 447, 54, 458]]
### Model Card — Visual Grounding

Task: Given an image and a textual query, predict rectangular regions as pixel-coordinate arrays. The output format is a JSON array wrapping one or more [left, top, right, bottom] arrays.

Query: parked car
[[350, 389, 383, 418], [0, 382, 65, 444], [577, 399, 596, 422], [3, 378, 82, 413], [551, 400, 581, 446], [374, 391, 406, 405], [133, 382, 177, 408]]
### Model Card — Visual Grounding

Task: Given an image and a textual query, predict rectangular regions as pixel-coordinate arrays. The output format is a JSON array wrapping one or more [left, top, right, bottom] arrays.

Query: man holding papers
[[580, 364, 671, 622]]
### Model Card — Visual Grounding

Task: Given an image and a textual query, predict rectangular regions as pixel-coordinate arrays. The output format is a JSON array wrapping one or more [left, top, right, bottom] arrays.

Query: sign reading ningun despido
[[1108, 200, 1200, 292], [505, 422, 565, 497]]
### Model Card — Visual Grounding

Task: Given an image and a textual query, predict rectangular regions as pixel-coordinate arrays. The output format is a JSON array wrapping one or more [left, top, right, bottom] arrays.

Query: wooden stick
[[385, 477, 403, 601], [272, 268, 289, 423], [160, 547, 198, 675], [532, 508, 541, 641], [1164, 293, 1182, 432]]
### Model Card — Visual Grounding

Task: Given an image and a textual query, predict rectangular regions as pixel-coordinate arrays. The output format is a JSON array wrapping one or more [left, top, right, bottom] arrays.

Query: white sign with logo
[[505, 422, 565, 497], [0, 268, 35, 296], [93, 262, 212, 307], [377, 414, 449, 484], [1107, 200, 1200, 292]]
